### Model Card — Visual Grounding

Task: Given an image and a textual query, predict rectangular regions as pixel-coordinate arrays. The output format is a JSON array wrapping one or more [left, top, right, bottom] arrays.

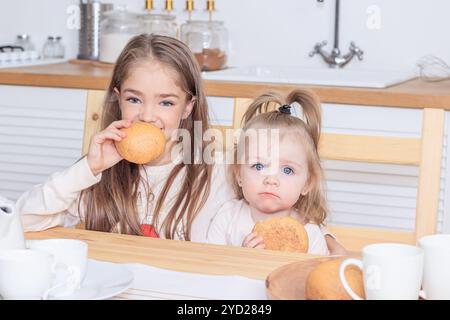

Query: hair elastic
[[278, 105, 292, 115]]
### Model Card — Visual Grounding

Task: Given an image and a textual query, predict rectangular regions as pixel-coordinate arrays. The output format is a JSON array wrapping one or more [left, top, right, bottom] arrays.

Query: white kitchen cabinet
[[0, 85, 87, 200]]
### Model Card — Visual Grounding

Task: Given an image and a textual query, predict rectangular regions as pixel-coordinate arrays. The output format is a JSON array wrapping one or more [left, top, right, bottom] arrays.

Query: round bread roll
[[252, 216, 309, 253], [115, 122, 166, 164], [305, 258, 365, 300]]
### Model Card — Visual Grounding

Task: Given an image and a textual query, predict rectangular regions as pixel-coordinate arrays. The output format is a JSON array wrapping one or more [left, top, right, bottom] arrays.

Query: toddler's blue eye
[[160, 101, 174, 107], [282, 167, 294, 175], [252, 163, 264, 171]]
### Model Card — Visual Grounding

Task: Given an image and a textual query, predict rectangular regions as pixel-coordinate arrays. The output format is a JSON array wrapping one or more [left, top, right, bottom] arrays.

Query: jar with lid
[[42, 36, 65, 59], [99, 6, 145, 63], [140, 13, 178, 38], [180, 20, 228, 71], [14, 34, 35, 51]]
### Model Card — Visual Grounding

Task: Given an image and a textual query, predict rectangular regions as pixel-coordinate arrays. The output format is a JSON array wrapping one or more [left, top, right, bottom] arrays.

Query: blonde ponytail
[[286, 89, 322, 148], [241, 92, 284, 127]]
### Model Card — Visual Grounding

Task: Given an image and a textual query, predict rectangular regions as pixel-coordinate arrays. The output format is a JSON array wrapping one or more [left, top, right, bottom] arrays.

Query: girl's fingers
[[108, 127, 127, 138], [104, 127, 130, 139], [107, 120, 132, 130], [246, 236, 264, 248], [93, 131, 123, 144], [242, 232, 257, 246]]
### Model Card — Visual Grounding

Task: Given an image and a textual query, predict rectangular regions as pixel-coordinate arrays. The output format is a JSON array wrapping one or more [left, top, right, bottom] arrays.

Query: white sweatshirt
[[16, 155, 235, 242]]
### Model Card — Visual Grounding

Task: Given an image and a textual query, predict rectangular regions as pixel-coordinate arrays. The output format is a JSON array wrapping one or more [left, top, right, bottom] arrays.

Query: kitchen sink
[[202, 66, 417, 89]]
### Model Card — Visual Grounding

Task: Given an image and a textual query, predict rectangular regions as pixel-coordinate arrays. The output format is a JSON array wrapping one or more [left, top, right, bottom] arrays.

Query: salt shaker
[[54, 36, 65, 59], [43, 36, 65, 59], [14, 34, 35, 51]]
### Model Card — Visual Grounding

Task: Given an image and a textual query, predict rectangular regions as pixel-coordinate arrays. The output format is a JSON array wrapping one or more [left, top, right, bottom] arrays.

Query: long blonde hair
[[230, 89, 327, 225], [80, 34, 212, 240]]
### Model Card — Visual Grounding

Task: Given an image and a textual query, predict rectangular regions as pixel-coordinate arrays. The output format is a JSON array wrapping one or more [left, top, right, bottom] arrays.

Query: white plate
[[49, 259, 134, 300]]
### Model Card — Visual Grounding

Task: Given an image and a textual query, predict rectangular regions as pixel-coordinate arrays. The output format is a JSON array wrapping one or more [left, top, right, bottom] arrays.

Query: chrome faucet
[[309, 0, 364, 68]]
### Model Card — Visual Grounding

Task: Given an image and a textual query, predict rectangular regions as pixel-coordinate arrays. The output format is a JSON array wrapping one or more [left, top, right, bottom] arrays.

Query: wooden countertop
[[25, 227, 319, 280], [1, 62, 450, 109]]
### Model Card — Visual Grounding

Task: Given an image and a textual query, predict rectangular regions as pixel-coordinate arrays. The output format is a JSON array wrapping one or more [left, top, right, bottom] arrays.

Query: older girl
[[17, 34, 234, 241]]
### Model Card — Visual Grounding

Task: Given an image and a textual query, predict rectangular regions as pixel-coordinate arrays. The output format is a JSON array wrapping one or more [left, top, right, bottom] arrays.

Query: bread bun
[[305, 258, 365, 300], [252, 216, 308, 253], [115, 122, 166, 164]]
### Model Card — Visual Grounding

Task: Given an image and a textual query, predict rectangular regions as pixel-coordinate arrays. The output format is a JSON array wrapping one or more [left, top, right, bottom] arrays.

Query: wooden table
[[25, 227, 320, 281]]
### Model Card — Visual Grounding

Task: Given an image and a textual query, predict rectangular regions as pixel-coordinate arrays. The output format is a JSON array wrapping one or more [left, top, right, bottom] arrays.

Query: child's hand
[[87, 120, 131, 176], [325, 235, 348, 256], [242, 232, 265, 249]]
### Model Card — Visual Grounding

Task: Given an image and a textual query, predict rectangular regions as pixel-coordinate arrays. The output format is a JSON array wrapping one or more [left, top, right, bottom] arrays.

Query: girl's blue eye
[[126, 97, 142, 104], [252, 163, 264, 171], [160, 100, 174, 107], [282, 166, 294, 175]]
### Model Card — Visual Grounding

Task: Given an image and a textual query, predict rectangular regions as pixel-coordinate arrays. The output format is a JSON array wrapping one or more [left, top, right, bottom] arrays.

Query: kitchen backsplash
[[0, 0, 448, 71]]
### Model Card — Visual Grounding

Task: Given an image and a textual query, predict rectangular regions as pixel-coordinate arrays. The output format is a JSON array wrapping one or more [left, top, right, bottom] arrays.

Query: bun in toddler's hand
[[252, 216, 309, 253], [115, 122, 166, 164]]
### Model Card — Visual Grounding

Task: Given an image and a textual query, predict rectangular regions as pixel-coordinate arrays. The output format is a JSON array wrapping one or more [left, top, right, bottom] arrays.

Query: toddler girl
[[207, 89, 339, 255]]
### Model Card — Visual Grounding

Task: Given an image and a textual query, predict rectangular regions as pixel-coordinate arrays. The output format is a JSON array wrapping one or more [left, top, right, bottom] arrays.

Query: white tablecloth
[[114, 263, 267, 300]]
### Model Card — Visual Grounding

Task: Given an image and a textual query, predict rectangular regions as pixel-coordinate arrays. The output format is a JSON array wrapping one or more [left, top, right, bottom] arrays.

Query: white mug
[[418, 234, 450, 300], [0, 249, 63, 300], [339, 243, 424, 300], [27, 239, 88, 298]]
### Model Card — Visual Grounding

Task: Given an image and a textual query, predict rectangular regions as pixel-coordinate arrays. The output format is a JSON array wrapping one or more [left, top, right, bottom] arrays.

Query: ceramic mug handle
[[41, 263, 81, 300], [339, 258, 365, 300]]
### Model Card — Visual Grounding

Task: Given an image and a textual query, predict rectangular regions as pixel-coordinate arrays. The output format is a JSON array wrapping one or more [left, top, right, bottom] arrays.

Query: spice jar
[[180, 20, 228, 71], [14, 34, 35, 51], [42, 36, 65, 59], [99, 6, 144, 63], [140, 13, 178, 38]]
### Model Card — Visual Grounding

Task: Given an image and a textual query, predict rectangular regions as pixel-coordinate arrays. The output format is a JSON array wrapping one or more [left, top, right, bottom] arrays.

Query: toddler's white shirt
[[207, 199, 330, 255]]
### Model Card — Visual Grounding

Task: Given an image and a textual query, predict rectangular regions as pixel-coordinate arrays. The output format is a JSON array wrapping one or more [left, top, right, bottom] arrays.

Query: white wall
[[0, 0, 449, 71]]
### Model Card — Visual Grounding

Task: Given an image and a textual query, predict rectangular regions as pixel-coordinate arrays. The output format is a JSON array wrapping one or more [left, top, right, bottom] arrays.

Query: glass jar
[[140, 13, 178, 38], [99, 6, 145, 63], [42, 36, 65, 59], [180, 20, 229, 71], [14, 34, 35, 51]]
